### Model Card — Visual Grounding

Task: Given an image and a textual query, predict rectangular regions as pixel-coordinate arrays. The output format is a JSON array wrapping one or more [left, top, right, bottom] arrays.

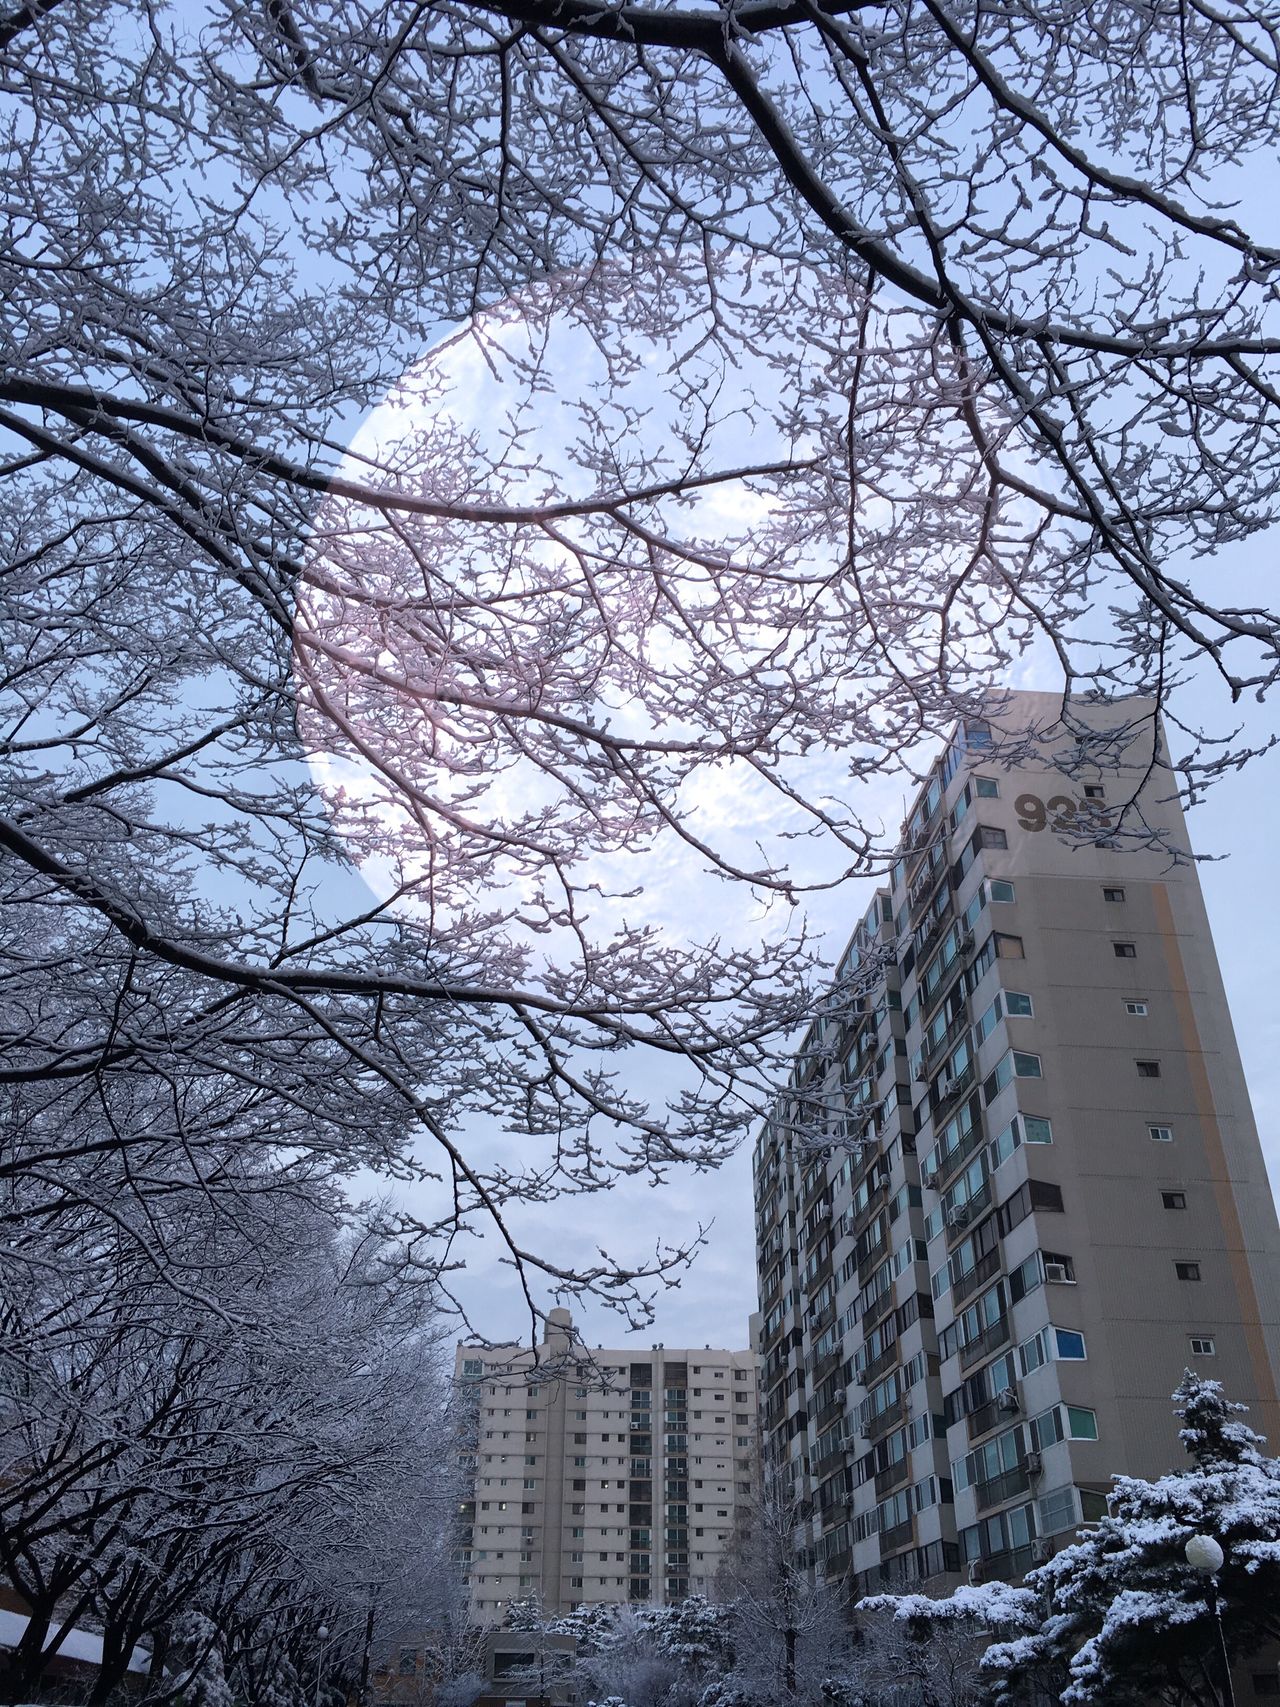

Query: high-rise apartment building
[[454, 1309, 759, 1622], [753, 691, 1280, 1598]]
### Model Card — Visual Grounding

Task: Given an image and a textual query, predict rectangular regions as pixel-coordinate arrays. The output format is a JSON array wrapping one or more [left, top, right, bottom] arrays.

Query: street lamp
[[315, 1625, 332, 1707], [1185, 1535, 1236, 1707]]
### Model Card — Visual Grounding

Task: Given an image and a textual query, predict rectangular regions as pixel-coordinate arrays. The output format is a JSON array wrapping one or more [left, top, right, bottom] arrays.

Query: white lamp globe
[[1185, 1534, 1225, 1574]]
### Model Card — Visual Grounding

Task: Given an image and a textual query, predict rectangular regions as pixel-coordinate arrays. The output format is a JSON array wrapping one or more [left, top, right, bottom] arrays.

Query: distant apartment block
[[753, 690, 1280, 1597], [454, 1309, 759, 1621]]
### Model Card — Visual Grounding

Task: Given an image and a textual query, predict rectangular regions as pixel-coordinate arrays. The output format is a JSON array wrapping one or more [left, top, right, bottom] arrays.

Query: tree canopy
[[2, 0, 1279, 1327]]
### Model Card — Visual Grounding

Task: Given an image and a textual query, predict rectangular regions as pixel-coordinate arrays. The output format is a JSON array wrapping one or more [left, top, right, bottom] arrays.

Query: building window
[[975, 777, 999, 798], [1113, 941, 1137, 958], [1066, 1406, 1099, 1440], [981, 825, 1008, 849], [995, 932, 1024, 959], [1161, 1191, 1187, 1210], [1005, 991, 1033, 1017], [1136, 1060, 1161, 1078], [1084, 785, 1106, 800], [1103, 886, 1126, 902], [1125, 1000, 1149, 1016], [1190, 1336, 1217, 1357], [988, 879, 1016, 903], [1175, 1261, 1202, 1282], [1038, 1485, 1078, 1536], [1149, 1124, 1174, 1143]]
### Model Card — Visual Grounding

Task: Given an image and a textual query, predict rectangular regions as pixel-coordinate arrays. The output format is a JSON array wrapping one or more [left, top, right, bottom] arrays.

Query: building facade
[[455, 1309, 759, 1622], [753, 690, 1280, 1599]]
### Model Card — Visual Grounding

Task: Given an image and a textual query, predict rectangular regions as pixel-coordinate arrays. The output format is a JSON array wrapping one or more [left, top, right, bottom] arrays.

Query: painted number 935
[[1014, 792, 1113, 832]]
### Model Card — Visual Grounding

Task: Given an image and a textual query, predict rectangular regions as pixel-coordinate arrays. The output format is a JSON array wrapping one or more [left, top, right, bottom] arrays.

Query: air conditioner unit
[[996, 1386, 1020, 1415], [1043, 1261, 1073, 1284], [1023, 1450, 1043, 1477], [939, 1075, 963, 1102], [1030, 1537, 1053, 1563], [967, 1560, 984, 1585], [920, 1165, 938, 1191], [957, 931, 976, 957], [946, 1203, 971, 1231]]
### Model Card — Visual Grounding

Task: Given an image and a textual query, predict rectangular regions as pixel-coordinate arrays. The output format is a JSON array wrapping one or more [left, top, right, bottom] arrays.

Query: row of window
[[960, 1484, 1111, 1567], [853, 1473, 950, 1543], [951, 1402, 1099, 1495], [461, 1360, 750, 1387]]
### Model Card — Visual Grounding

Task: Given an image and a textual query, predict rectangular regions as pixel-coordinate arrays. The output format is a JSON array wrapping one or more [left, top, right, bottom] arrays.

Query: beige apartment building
[[754, 690, 1280, 1597], [454, 1309, 759, 1622]]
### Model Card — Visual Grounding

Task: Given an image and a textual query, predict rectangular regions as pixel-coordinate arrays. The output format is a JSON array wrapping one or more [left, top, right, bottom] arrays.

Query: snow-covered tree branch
[[0, 1167, 459, 1704], [2, 0, 1279, 1322]]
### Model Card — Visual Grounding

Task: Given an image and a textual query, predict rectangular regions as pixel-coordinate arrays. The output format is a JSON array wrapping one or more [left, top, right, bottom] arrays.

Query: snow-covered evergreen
[[861, 1372, 1280, 1706]]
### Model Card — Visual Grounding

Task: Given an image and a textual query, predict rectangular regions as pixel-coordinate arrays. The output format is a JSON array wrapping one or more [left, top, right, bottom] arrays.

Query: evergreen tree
[[860, 1373, 1280, 1706]]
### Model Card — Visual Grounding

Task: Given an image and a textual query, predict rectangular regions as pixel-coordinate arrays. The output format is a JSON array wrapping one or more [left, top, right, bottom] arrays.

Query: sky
[[488, 705, 1280, 1357], [302, 184, 1280, 1362], [305, 454, 1280, 1361]]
